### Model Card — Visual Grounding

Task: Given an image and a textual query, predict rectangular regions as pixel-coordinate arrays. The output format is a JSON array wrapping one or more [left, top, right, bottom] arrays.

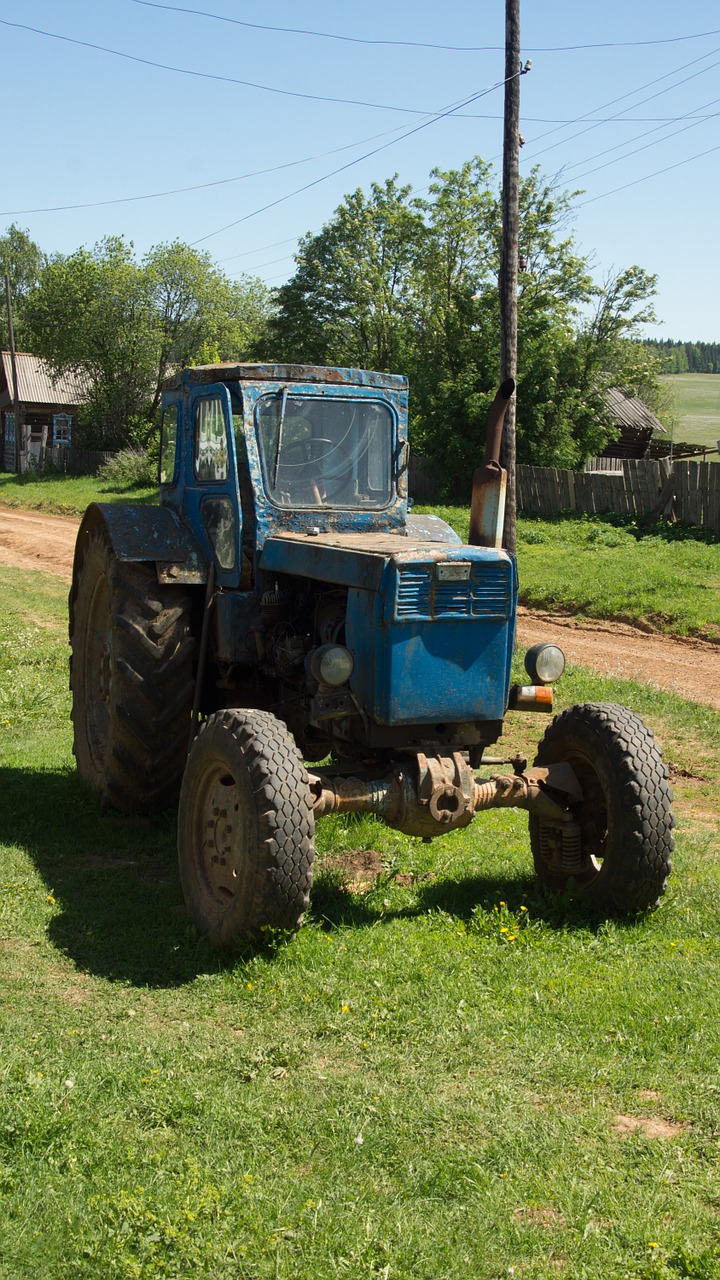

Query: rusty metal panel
[[163, 363, 408, 393], [86, 502, 208, 576]]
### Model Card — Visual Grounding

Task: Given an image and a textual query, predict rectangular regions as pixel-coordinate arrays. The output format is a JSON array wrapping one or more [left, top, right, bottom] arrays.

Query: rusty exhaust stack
[[468, 377, 515, 548]]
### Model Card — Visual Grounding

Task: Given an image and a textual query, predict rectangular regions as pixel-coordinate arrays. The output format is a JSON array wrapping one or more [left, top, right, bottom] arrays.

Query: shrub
[[97, 447, 157, 490]]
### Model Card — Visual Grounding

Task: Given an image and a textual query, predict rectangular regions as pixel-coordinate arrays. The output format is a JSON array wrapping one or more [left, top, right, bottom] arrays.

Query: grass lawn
[[660, 374, 720, 452], [2, 564, 720, 1278], [0, 470, 156, 516]]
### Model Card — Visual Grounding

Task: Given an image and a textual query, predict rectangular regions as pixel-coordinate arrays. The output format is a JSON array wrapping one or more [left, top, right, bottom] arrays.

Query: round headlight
[[524, 642, 565, 685], [310, 644, 354, 687]]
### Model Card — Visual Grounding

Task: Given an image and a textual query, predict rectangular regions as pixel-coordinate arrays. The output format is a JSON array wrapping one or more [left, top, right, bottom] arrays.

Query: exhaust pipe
[[468, 377, 515, 549]]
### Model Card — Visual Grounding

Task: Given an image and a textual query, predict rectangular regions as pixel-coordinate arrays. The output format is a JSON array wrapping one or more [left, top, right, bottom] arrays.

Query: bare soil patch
[[2, 504, 718, 711], [517, 605, 720, 711], [0, 505, 79, 578], [612, 1113, 686, 1139]]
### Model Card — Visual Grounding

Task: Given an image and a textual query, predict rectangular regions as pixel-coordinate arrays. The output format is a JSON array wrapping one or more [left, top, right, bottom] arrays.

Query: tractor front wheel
[[178, 709, 315, 946], [529, 702, 674, 914]]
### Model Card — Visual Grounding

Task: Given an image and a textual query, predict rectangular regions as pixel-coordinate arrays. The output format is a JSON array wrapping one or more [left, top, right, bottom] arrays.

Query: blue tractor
[[69, 363, 674, 944]]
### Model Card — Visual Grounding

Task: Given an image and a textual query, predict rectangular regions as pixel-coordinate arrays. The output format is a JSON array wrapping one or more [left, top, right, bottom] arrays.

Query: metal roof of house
[[604, 386, 666, 435], [0, 351, 88, 409]]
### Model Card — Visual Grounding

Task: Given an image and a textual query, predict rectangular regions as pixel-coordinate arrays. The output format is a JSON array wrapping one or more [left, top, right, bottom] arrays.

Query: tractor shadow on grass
[[309, 860, 617, 935], [0, 765, 226, 988], [2, 765, 624, 986]]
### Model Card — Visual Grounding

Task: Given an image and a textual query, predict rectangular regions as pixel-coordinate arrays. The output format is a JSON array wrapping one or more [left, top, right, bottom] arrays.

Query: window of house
[[4, 412, 15, 444], [52, 414, 72, 446]]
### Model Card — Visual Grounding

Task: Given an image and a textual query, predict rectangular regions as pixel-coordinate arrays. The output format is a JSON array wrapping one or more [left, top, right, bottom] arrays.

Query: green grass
[[0, 470, 157, 516], [419, 506, 720, 642], [660, 374, 720, 451], [2, 562, 720, 1278]]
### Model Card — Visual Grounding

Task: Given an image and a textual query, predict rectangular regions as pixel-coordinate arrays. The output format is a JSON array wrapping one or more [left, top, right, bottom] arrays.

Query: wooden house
[[600, 386, 666, 460], [0, 351, 88, 472]]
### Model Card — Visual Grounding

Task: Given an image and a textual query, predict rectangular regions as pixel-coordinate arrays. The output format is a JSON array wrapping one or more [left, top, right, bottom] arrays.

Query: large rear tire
[[70, 528, 196, 812], [178, 709, 315, 946], [529, 702, 674, 914]]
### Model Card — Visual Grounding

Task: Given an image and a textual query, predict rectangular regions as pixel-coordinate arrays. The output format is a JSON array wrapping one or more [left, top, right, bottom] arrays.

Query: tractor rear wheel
[[178, 709, 315, 946], [529, 702, 674, 914], [70, 528, 195, 812]]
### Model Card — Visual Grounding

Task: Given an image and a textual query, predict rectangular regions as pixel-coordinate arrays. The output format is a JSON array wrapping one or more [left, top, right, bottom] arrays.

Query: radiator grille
[[395, 561, 511, 621]]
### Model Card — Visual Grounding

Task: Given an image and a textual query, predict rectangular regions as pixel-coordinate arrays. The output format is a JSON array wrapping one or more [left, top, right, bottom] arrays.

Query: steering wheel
[[277, 437, 354, 504]]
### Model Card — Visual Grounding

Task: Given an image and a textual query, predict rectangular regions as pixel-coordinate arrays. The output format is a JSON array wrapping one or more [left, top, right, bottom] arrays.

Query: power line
[[0, 117, 424, 216], [577, 140, 720, 206], [560, 95, 720, 179], [129, 3, 720, 54], [6, 102, 715, 218], [521, 46, 720, 161], [571, 108, 720, 183], [191, 71, 523, 246], [0, 17, 480, 116]]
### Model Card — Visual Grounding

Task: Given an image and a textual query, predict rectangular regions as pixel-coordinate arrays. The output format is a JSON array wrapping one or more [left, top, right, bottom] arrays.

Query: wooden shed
[[600, 386, 666, 460], [0, 351, 88, 472]]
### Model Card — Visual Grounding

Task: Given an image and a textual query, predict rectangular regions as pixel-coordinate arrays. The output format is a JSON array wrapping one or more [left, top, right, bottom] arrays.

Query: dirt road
[[2, 504, 718, 710]]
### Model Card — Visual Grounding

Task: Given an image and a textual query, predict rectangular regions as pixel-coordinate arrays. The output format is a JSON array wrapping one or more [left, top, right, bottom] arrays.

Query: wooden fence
[[516, 458, 720, 530], [39, 445, 117, 476]]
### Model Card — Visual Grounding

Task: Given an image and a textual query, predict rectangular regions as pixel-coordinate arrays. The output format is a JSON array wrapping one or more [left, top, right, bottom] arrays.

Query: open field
[[660, 374, 720, 452], [1, 564, 720, 1279]]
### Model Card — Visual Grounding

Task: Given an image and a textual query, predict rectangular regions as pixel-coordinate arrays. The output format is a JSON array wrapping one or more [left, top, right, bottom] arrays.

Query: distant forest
[[643, 339, 720, 374]]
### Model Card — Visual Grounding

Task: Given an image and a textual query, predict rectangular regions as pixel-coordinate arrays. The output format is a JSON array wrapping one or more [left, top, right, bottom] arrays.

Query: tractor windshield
[[255, 394, 394, 509]]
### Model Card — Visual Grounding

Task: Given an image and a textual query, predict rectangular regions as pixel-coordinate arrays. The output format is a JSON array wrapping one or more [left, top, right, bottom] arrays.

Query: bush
[[97, 448, 157, 490]]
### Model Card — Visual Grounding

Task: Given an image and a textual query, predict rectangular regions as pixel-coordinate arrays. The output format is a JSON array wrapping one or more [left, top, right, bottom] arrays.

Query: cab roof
[[162, 362, 408, 393]]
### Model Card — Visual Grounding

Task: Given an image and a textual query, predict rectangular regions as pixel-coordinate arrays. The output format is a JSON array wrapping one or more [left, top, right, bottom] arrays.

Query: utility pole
[[499, 0, 526, 554], [4, 273, 21, 475]]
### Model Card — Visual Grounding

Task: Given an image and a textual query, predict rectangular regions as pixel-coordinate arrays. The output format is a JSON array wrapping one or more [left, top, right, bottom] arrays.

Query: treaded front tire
[[70, 527, 196, 812], [529, 701, 674, 914], [178, 709, 315, 946]]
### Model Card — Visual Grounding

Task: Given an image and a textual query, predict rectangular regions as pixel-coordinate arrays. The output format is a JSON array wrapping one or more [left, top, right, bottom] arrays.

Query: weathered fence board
[[40, 446, 117, 476], [516, 459, 720, 529]]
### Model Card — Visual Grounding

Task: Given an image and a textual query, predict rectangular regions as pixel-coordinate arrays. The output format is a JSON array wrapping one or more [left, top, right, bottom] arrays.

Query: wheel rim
[[189, 757, 252, 912], [539, 748, 608, 889], [84, 572, 112, 772]]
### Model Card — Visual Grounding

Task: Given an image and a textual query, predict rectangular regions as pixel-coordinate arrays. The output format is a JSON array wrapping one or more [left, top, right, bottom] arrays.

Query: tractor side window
[[201, 496, 236, 570], [194, 396, 228, 483], [159, 404, 178, 485]]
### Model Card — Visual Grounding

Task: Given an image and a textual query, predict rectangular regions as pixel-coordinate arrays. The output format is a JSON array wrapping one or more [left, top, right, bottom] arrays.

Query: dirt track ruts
[[2, 504, 718, 711]]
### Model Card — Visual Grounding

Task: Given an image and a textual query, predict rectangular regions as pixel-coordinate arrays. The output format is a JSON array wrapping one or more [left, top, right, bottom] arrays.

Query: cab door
[[184, 383, 242, 589]]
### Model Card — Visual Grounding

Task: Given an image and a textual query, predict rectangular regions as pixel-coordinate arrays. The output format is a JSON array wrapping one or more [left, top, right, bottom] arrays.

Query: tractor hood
[[260, 530, 516, 625]]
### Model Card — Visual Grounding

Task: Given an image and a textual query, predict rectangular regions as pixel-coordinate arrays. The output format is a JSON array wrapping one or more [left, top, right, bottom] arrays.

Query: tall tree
[[26, 237, 272, 449], [270, 177, 424, 371], [0, 224, 44, 349]]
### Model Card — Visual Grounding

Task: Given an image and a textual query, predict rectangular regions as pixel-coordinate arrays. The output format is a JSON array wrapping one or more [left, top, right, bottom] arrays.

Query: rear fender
[[70, 502, 209, 625]]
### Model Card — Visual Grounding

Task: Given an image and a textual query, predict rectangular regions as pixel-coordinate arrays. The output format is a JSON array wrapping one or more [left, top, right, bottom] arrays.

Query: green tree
[[0, 224, 44, 349], [270, 177, 424, 371], [271, 158, 667, 484], [26, 237, 272, 450], [143, 241, 271, 416]]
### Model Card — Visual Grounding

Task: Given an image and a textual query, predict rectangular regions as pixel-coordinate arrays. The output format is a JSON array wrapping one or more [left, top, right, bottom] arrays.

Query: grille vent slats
[[395, 562, 510, 620]]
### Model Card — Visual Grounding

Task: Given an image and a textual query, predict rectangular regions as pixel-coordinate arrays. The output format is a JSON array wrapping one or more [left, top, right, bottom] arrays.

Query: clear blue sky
[[2, 0, 718, 340]]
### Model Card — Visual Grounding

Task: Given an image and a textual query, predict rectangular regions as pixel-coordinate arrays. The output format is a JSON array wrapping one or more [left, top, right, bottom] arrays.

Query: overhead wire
[[190, 70, 525, 246], [0, 116, 433, 216], [128, 3, 720, 54], [577, 140, 720, 205], [521, 45, 720, 157], [559, 96, 720, 181], [0, 17, 488, 116]]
